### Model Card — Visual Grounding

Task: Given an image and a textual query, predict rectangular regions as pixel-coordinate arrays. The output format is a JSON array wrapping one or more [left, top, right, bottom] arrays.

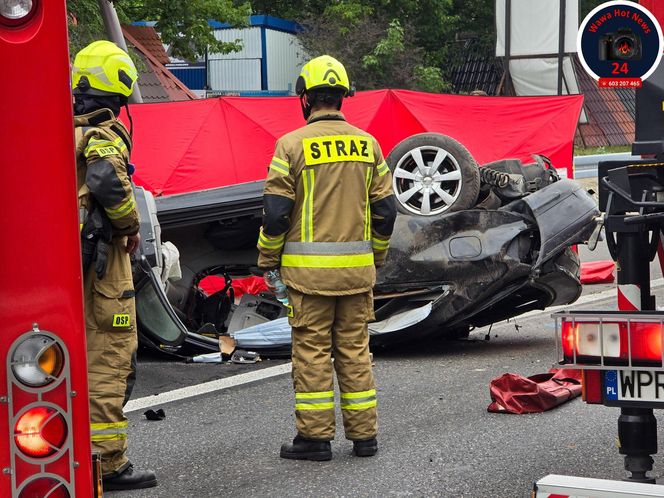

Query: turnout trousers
[[83, 239, 138, 476], [287, 288, 377, 441]]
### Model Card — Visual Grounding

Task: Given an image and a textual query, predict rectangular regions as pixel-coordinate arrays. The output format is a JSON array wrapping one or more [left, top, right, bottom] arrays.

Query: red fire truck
[[537, 1, 664, 495], [0, 1, 97, 497]]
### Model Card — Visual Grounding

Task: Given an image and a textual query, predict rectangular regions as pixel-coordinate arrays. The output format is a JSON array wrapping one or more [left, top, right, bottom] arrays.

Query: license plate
[[603, 370, 664, 406]]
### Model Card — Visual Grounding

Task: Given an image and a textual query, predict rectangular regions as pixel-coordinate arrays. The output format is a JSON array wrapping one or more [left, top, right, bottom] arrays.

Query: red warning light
[[14, 406, 67, 458], [18, 477, 70, 498]]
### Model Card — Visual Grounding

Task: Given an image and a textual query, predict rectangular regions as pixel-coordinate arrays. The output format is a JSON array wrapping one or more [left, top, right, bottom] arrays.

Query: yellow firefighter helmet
[[296, 55, 351, 96], [72, 40, 138, 98]]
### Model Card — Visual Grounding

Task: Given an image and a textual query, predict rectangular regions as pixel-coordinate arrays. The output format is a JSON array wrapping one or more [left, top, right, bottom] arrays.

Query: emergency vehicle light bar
[[553, 311, 664, 370]]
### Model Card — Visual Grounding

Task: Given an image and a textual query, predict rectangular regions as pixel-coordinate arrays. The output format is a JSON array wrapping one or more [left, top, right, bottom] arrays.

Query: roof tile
[[122, 25, 196, 102]]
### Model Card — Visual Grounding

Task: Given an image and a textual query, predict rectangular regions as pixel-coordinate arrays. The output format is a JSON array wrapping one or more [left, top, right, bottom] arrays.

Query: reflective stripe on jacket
[[257, 109, 396, 296]]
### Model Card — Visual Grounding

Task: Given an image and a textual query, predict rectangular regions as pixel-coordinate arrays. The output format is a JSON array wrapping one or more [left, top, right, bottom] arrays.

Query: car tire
[[387, 133, 480, 216]]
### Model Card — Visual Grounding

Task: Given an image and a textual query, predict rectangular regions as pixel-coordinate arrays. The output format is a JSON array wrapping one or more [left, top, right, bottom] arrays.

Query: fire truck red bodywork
[[0, 1, 93, 496]]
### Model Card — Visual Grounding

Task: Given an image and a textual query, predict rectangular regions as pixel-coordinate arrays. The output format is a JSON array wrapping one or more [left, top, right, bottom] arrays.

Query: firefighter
[[72, 41, 157, 491], [257, 55, 397, 460]]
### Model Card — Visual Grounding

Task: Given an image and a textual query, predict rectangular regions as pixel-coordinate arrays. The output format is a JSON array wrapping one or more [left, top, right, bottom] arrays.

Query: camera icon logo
[[599, 28, 642, 61], [578, 1, 663, 86]]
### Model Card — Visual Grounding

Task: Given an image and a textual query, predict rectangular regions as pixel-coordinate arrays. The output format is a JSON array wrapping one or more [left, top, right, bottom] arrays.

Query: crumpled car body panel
[[367, 180, 596, 344]]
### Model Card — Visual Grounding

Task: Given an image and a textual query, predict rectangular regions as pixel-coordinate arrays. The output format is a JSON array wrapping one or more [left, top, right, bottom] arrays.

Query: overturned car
[[131, 133, 598, 355]]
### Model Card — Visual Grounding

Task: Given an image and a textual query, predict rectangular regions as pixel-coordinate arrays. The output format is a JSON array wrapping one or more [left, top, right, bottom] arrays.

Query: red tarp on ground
[[487, 368, 582, 414], [580, 260, 616, 284], [123, 90, 584, 196]]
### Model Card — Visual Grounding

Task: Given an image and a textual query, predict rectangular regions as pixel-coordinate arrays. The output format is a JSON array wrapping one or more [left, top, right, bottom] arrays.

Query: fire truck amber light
[[0, 0, 34, 22], [18, 477, 70, 498], [11, 334, 64, 387], [14, 406, 68, 458]]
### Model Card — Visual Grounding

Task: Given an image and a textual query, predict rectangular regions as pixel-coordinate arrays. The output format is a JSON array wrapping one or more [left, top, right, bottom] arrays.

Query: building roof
[[121, 25, 197, 103], [132, 15, 301, 34], [123, 24, 170, 65], [449, 40, 506, 96], [209, 15, 300, 33], [451, 46, 635, 147], [574, 56, 635, 147]]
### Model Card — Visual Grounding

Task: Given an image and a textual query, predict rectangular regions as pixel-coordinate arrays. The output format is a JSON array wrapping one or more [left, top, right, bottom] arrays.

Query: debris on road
[[230, 350, 261, 364], [190, 352, 223, 363], [230, 317, 291, 349], [144, 408, 166, 421], [580, 260, 615, 284], [487, 368, 582, 414]]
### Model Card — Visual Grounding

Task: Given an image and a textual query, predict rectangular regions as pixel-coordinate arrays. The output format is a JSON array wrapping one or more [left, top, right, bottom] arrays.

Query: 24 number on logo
[[612, 62, 629, 75]]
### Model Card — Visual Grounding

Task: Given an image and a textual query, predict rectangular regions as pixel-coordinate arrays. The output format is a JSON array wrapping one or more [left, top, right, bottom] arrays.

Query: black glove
[[95, 240, 110, 279], [80, 201, 114, 278]]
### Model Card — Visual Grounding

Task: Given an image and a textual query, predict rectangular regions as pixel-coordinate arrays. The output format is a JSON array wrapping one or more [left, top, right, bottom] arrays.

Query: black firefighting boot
[[353, 438, 378, 457], [103, 463, 158, 491], [280, 434, 332, 461]]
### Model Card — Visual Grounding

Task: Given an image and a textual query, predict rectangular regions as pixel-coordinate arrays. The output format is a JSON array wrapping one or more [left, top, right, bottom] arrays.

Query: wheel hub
[[392, 145, 464, 216]]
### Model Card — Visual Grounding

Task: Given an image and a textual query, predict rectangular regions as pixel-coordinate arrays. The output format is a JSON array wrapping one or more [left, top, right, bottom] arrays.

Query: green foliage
[[133, 0, 251, 60], [295, 0, 502, 92], [298, 1, 453, 92], [67, 0, 251, 60], [413, 66, 451, 93], [67, 0, 105, 54], [362, 20, 405, 69]]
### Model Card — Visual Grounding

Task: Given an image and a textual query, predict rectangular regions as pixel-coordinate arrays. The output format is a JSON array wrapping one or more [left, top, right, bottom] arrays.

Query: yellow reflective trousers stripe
[[340, 400, 377, 410], [295, 402, 335, 411], [301, 169, 315, 242], [90, 421, 128, 430], [91, 433, 128, 442], [90, 420, 128, 441], [340, 389, 377, 410], [296, 391, 334, 399], [281, 253, 374, 268], [341, 389, 376, 399], [295, 391, 335, 411]]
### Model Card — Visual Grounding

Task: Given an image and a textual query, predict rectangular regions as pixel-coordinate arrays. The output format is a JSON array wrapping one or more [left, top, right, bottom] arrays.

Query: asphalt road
[[111, 249, 664, 498]]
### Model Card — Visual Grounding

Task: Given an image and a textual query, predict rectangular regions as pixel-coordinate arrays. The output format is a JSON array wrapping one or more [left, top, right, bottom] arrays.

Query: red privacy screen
[[123, 90, 583, 196]]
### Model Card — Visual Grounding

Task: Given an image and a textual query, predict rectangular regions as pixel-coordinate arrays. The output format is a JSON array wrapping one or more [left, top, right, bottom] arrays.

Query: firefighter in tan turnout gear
[[257, 55, 397, 460], [72, 41, 157, 491]]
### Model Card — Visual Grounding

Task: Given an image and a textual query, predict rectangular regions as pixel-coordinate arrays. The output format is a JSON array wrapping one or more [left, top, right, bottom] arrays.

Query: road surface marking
[[125, 363, 292, 413]]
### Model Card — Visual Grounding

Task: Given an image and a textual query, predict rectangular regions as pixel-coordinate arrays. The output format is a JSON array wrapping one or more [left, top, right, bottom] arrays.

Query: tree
[[67, 0, 251, 60], [297, 1, 453, 92]]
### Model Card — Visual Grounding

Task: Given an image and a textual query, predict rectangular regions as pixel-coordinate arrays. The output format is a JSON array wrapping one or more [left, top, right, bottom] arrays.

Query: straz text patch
[[303, 135, 374, 165]]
